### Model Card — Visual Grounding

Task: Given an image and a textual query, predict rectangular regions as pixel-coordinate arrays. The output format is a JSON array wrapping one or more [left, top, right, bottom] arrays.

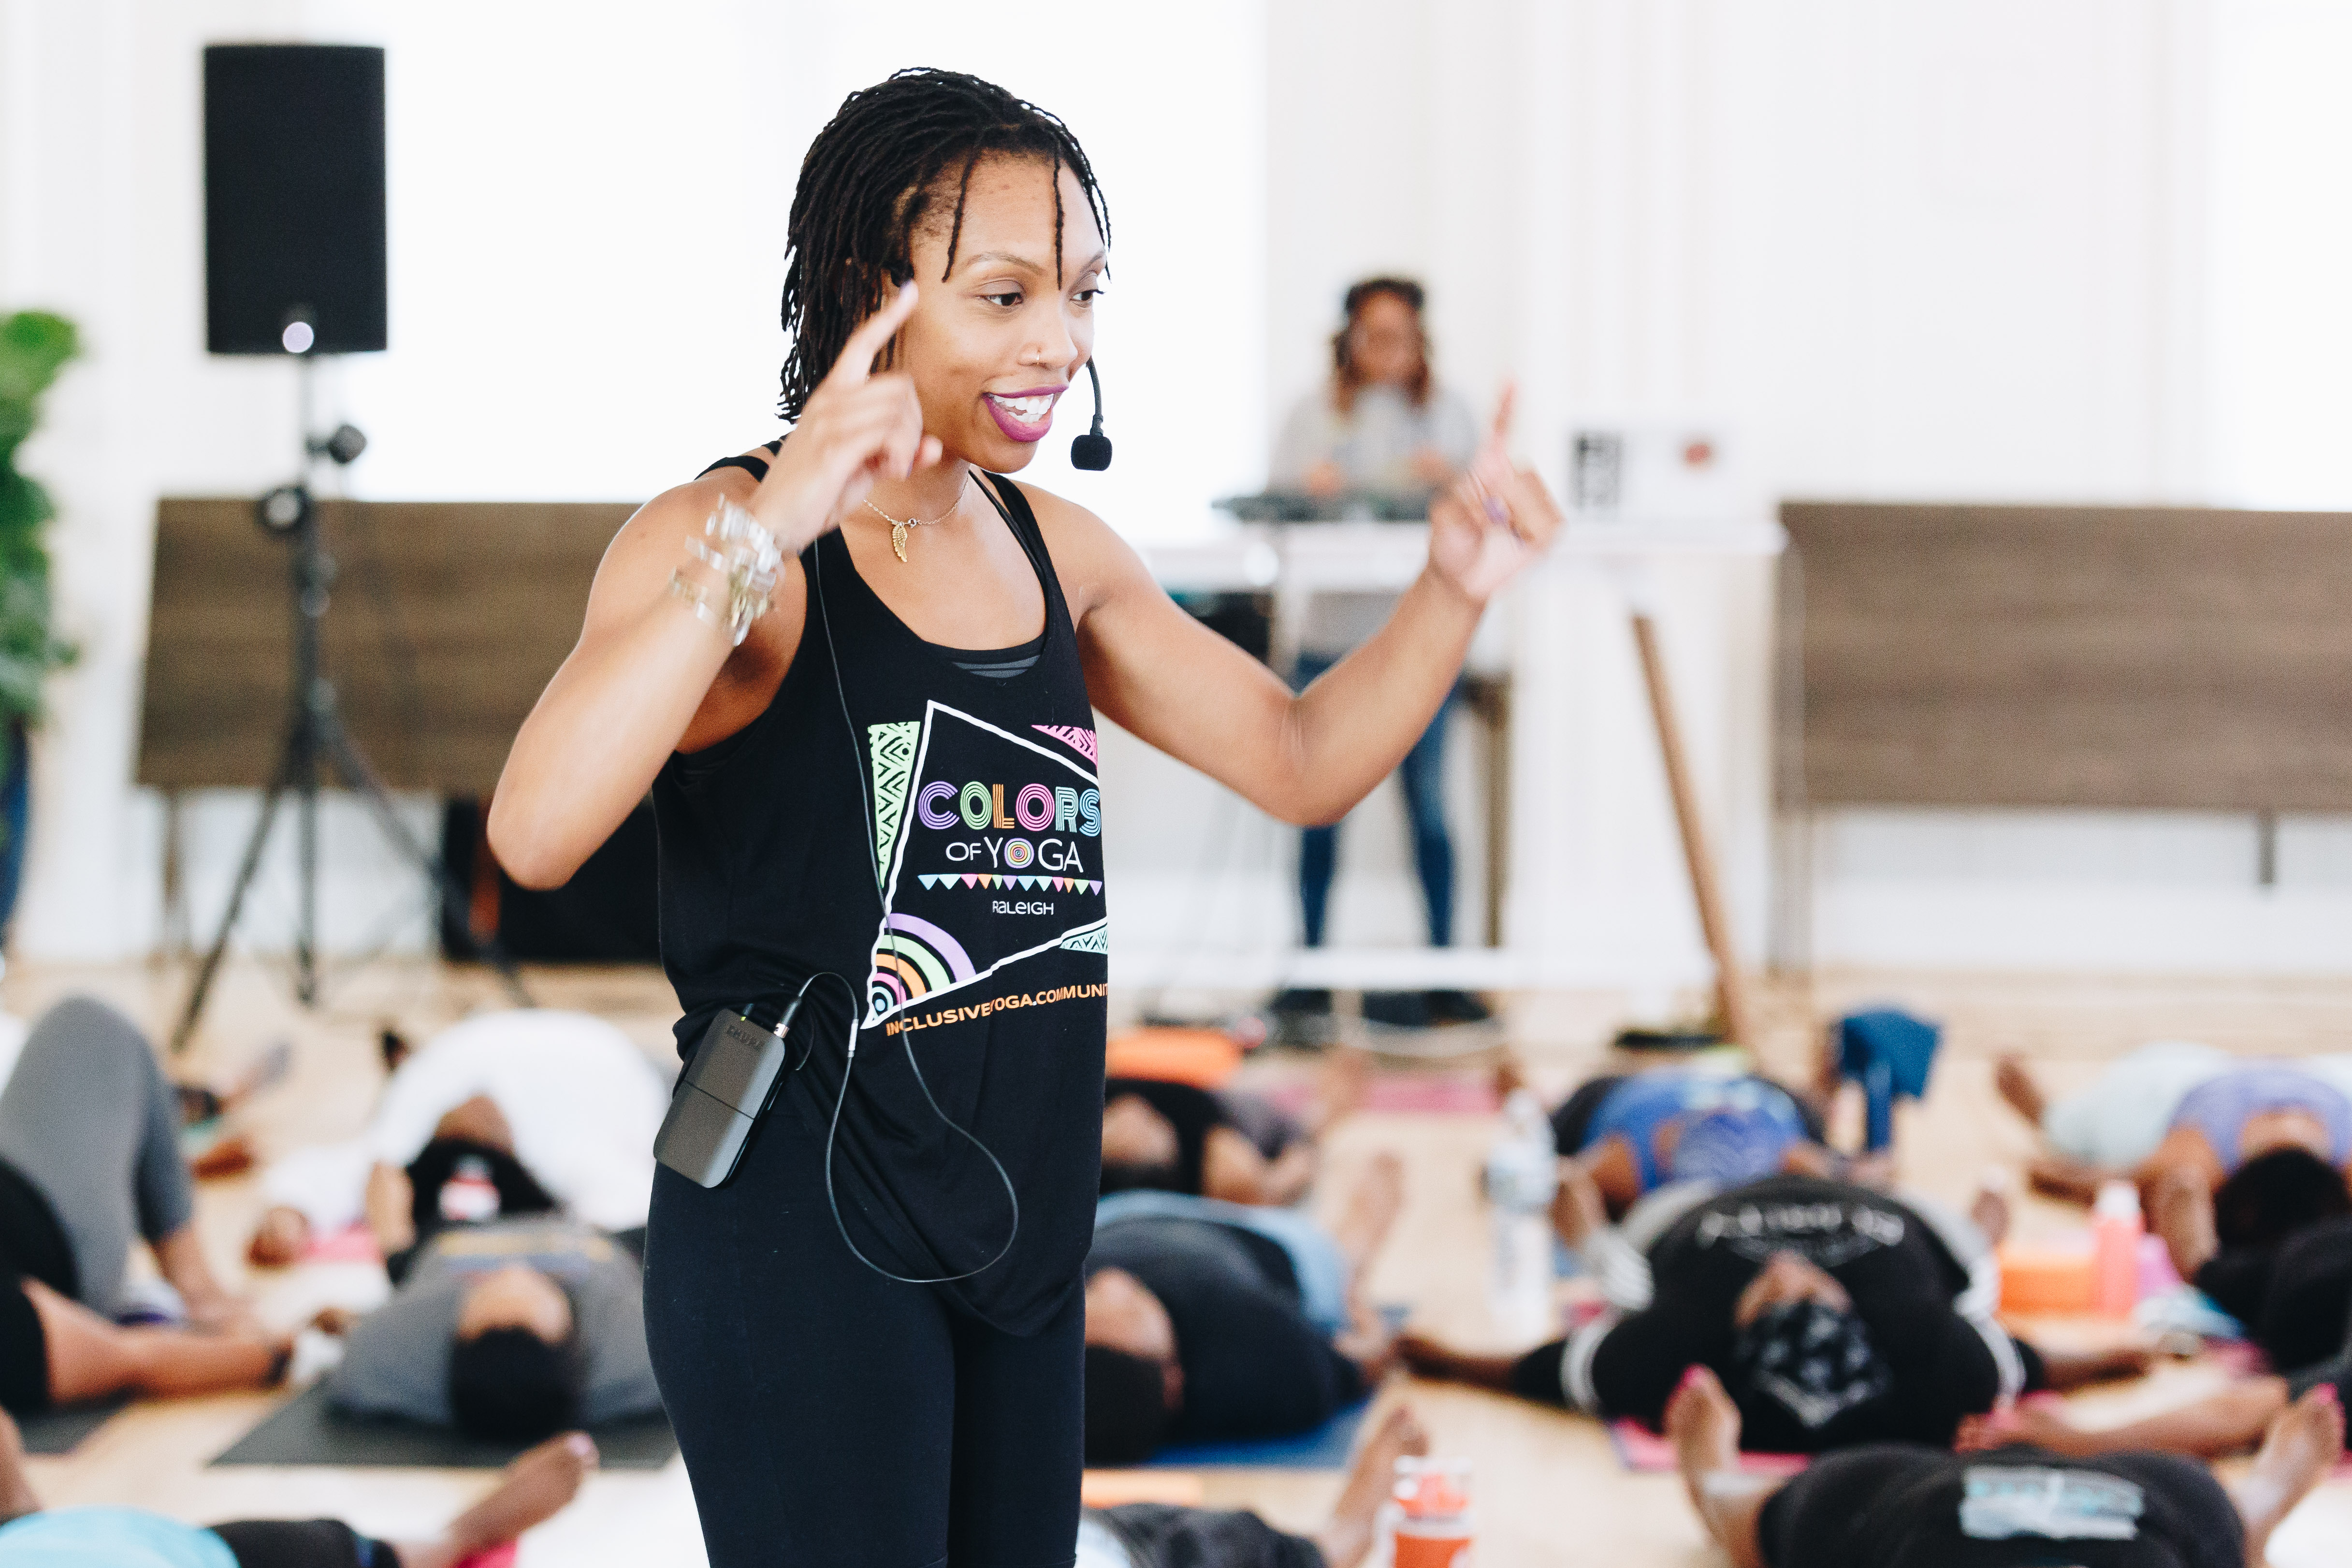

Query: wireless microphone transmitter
[[654, 1001, 804, 1189]]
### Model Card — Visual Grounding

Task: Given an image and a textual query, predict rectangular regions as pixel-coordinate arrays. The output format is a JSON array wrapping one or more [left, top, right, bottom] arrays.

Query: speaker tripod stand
[[173, 375, 529, 1051]]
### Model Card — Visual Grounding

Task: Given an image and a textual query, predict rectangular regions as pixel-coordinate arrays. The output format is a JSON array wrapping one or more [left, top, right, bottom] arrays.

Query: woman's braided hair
[[777, 68, 1111, 421]]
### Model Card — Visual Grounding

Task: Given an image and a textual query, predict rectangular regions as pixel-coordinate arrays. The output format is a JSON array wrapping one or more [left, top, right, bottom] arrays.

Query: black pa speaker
[[203, 44, 387, 355]]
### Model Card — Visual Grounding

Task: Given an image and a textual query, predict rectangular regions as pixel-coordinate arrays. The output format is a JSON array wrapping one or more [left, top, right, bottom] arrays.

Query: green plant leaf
[[0, 309, 82, 727]]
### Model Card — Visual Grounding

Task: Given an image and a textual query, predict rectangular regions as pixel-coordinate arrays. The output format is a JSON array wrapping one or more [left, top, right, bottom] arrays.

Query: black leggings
[[209, 1520, 388, 1568], [643, 1078, 1083, 1568]]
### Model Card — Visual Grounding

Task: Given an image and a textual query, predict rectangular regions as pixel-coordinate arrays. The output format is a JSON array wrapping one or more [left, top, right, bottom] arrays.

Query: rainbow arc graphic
[[867, 912, 978, 1016]]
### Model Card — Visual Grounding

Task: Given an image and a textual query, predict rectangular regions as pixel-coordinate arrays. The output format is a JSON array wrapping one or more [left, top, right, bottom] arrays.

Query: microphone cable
[[808, 528, 1020, 1285]]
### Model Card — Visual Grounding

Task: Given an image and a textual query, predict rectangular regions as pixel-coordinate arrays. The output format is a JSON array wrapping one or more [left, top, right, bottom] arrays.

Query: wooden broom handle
[[1630, 611, 1760, 1050]]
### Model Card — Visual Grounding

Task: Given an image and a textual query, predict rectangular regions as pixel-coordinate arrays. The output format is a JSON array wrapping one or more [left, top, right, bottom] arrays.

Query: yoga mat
[[1608, 1420, 1808, 1478], [1263, 1073, 1498, 1118], [1145, 1398, 1369, 1470], [18, 1397, 129, 1455], [210, 1383, 676, 1471], [305, 1222, 383, 1264]]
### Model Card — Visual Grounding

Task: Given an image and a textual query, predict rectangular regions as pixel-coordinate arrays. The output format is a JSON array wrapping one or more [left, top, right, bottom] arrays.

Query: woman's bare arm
[[488, 286, 943, 887], [1045, 392, 1558, 826]]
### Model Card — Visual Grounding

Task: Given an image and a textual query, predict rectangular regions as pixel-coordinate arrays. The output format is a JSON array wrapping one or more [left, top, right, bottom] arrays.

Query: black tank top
[[653, 460, 1108, 1334]]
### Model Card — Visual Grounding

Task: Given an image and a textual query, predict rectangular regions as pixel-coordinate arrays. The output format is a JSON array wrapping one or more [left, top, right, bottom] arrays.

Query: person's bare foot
[[248, 1206, 314, 1268], [1667, 1365, 1742, 1494], [1994, 1055, 2046, 1126], [442, 1432, 598, 1557], [1332, 1151, 1405, 1275], [1550, 1157, 1606, 1249], [1313, 1404, 1430, 1568], [0, 1408, 42, 1523], [2236, 1386, 2344, 1563]]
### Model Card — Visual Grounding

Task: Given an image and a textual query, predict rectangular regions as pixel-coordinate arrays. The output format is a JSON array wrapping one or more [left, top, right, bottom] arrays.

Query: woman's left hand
[[1426, 385, 1562, 605]]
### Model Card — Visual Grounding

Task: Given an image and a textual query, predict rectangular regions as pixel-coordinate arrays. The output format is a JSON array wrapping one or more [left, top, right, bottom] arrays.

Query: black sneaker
[[1361, 990, 1434, 1031], [1425, 988, 1493, 1025]]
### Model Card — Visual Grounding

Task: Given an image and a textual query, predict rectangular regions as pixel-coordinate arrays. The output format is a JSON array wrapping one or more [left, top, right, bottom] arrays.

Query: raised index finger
[[824, 281, 920, 390]]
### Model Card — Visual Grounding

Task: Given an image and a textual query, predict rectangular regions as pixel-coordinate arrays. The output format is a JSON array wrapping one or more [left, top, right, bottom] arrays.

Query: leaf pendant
[[891, 522, 910, 563]]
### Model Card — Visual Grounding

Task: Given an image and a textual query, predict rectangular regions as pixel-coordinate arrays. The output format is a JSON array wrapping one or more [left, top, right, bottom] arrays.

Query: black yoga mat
[[210, 1383, 676, 1470], [19, 1396, 129, 1455]]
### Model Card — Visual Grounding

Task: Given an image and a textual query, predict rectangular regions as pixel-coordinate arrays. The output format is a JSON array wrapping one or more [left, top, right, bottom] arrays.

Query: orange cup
[[1393, 1523, 1474, 1568]]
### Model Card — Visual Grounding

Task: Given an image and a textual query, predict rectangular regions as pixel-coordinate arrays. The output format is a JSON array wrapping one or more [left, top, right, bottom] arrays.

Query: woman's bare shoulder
[[995, 477, 1153, 620]]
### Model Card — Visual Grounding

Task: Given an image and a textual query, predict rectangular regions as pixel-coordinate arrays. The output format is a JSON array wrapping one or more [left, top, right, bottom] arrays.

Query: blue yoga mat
[[1145, 1398, 1369, 1470], [1141, 1304, 1404, 1469]]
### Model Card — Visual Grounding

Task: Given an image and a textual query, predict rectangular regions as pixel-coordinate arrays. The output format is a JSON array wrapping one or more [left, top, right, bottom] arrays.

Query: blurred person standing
[[1268, 280, 1486, 1037]]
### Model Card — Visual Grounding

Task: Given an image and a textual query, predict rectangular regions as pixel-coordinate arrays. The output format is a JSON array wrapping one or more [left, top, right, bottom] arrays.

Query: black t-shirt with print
[[1758, 1444, 2239, 1568], [1590, 1176, 2020, 1450]]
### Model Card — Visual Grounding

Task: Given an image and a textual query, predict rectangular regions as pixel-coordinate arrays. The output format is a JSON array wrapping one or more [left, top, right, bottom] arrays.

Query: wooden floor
[[11, 958, 2352, 1566]]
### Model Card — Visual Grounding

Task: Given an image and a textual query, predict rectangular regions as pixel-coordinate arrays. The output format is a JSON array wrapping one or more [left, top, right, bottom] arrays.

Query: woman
[[488, 69, 1558, 1567], [1983, 1153, 2352, 1464], [1668, 1362, 2340, 1568], [1398, 1171, 2143, 1453], [1549, 1064, 1832, 1217], [0, 1405, 595, 1568], [1080, 1154, 1404, 1463], [1267, 279, 1488, 1036], [1998, 1047, 2352, 1205], [0, 998, 287, 1417]]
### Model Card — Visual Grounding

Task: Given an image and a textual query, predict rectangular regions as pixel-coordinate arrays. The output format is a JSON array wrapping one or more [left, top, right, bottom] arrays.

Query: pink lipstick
[[982, 387, 1064, 443]]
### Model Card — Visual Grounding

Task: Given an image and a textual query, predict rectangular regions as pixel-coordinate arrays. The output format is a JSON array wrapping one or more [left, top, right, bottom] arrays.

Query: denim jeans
[[1292, 652, 1455, 948]]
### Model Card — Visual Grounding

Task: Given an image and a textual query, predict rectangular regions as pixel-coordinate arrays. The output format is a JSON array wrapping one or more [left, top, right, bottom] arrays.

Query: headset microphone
[[1070, 359, 1112, 470]]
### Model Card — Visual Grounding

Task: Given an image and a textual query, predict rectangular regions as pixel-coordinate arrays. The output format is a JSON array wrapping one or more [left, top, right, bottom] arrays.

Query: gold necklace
[[864, 474, 970, 563]]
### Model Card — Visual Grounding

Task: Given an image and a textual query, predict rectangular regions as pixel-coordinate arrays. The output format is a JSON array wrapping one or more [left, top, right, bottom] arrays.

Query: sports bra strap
[[697, 438, 784, 484]]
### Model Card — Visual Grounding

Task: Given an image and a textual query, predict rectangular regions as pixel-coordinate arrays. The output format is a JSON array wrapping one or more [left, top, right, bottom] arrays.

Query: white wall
[[6, 0, 2349, 976], [1261, 0, 2352, 982], [0, 0, 1265, 962]]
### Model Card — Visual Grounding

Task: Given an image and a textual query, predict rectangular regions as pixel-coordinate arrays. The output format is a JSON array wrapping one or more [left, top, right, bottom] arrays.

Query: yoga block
[[1999, 1243, 2094, 1314]]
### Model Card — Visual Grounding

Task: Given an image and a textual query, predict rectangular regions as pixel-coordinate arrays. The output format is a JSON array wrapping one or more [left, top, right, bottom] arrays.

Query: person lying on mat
[[1081, 1404, 1427, 1568], [1668, 1360, 2341, 1568], [1983, 1160, 2352, 1464], [247, 1009, 667, 1265], [1996, 1046, 2352, 1208], [0, 997, 290, 1418], [1101, 1053, 1365, 1205], [1081, 1157, 1404, 1463], [1399, 1172, 2147, 1452], [319, 1216, 660, 1443], [0, 1401, 596, 1568], [1547, 1063, 1843, 1220]]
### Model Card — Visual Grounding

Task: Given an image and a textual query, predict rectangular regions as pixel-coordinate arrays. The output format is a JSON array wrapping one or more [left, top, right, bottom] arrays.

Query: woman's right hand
[[748, 281, 945, 552]]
